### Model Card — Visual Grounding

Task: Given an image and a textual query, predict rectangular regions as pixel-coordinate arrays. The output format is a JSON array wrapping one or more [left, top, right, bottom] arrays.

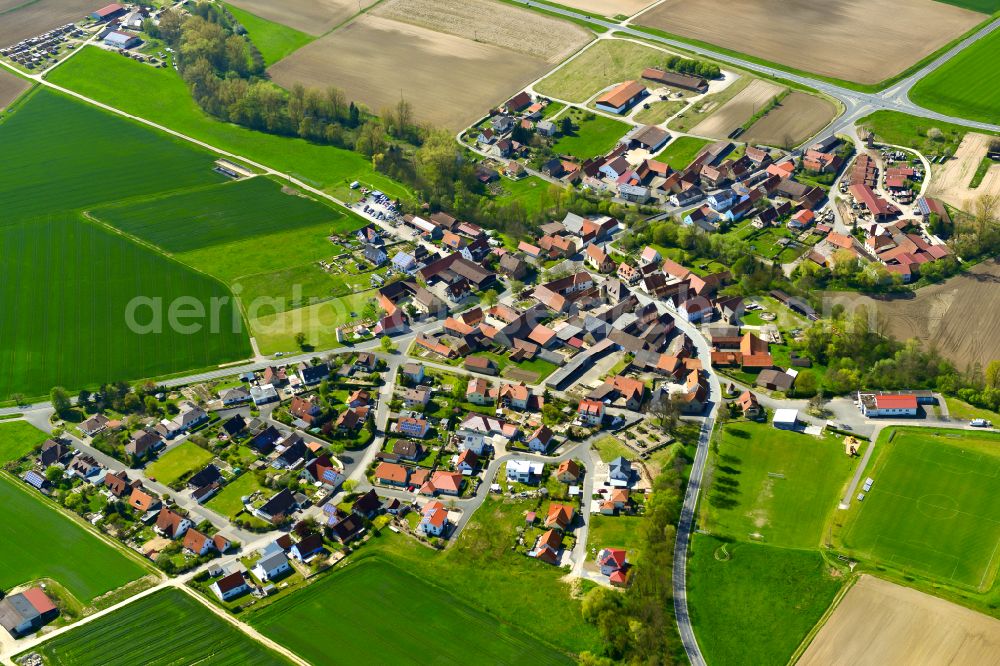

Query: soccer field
[[0, 474, 148, 603], [838, 427, 1000, 590], [0, 90, 252, 399]]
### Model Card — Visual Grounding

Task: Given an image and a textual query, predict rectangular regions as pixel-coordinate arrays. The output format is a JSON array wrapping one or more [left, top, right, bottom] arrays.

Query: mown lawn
[[588, 514, 645, 554], [249, 290, 378, 353], [145, 441, 214, 486], [701, 421, 858, 549], [207, 471, 266, 518], [551, 109, 631, 160], [250, 557, 574, 665], [945, 397, 999, 422], [910, 28, 1000, 124], [225, 3, 314, 65], [654, 135, 711, 168], [687, 534, 843, 666], [46, 46, 412, 201], [28, 588, 291, 665], [0, 420, 50, 463], [0, 474, 148, 603]]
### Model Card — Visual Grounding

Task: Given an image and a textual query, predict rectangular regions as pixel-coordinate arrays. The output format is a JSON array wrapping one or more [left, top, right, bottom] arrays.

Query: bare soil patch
[[0, 69, 29, 110], [799, 575, 1000, 666], [0, 0, 96, 47], [742, 91, 837, 149], [226, 0, 378, 36], [268, 14, 553, 131], [374, 0, 590, 64], [638, 0, 983, 84], [929, 132, 1000, 211], [829, 259, 1000, 369], [556, 0, 654, 16], [689, 79, 784, 139]]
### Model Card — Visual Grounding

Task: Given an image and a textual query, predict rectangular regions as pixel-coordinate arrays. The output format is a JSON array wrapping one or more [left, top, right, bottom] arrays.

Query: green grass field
[[687, 534, 843, 666], [837, 427, 1000, 590], [910, 29, 1000, 124], [207, 472, 266, 517], [250, 290, 378, 353], [588, 514, 644, 554], [492, 175, 558, 216], [551, 109, 631, 159], [91, 176, 367, 306], [701, 422, 859, 548], [145, 441, 215, 486], [534, 39, 671, 103], [0, 89, 251, 399], [654, 135, 710, 168], [28, 588, 291, 665], [945, 397, 999, 422], [47, 47, 411, 201], [0, 420, 50, 463], [633, 100, 687, 125], [0, 474, 148, 602], [250, 557, 573, 665], [934, 0, 1000, 11], [225, 3, 313, 65], [91, 178, 349, 255], [858, 110, 976, 157]]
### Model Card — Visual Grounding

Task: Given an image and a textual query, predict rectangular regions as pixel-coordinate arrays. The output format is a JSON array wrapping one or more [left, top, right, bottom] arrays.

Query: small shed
[[773, 409, 799, 430]]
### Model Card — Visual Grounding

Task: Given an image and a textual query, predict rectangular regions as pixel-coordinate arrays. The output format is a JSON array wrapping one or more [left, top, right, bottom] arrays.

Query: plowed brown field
[[637, 0, 983, 85], [830, 259, 1000, 369], [799, 575, 1000, 666]]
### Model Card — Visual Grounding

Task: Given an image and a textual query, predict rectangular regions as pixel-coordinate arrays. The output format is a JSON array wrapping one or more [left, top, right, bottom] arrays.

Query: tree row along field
[[0, 89, 252, 399]]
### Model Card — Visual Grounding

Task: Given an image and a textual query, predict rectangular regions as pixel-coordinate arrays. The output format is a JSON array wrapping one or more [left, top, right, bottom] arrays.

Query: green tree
[[380, 336, 396, 353], [295, 332, 307, 349], [50, 386, 71, 416], [482, 289, 499, 307], [45, 466, 63, 483], [986, 360, 1000, 389]]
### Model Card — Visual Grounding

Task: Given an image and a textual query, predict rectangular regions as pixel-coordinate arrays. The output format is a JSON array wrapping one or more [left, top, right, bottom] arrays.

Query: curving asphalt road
[[514, 0, 1000, 145]]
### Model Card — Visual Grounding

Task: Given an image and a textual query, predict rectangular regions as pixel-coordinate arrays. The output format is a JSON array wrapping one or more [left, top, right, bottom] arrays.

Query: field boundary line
[[176, 584, 310, 666], [785, 572, 859, 666], [0, 470, 161, 579]]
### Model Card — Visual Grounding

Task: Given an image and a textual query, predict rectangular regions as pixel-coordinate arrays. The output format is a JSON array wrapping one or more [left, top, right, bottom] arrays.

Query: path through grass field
[[47, 46, 412, 201], [687, 534, 843, 666]]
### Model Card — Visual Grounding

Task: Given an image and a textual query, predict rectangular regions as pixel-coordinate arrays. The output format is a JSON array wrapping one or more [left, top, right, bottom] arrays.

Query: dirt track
[[268, 14, 554, 130], [799, 575, 1000, 666], [374, 0, 590, 63], [829, 260, 1000, 369], [929, 133, 1000, 212], [689, 79, 784, 139], [0, 69, 29, 111], [742, 92, 836, 149], [638, 0, 983, 84], [227, 0, 378, 36], [0, 0, 96, 47]]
